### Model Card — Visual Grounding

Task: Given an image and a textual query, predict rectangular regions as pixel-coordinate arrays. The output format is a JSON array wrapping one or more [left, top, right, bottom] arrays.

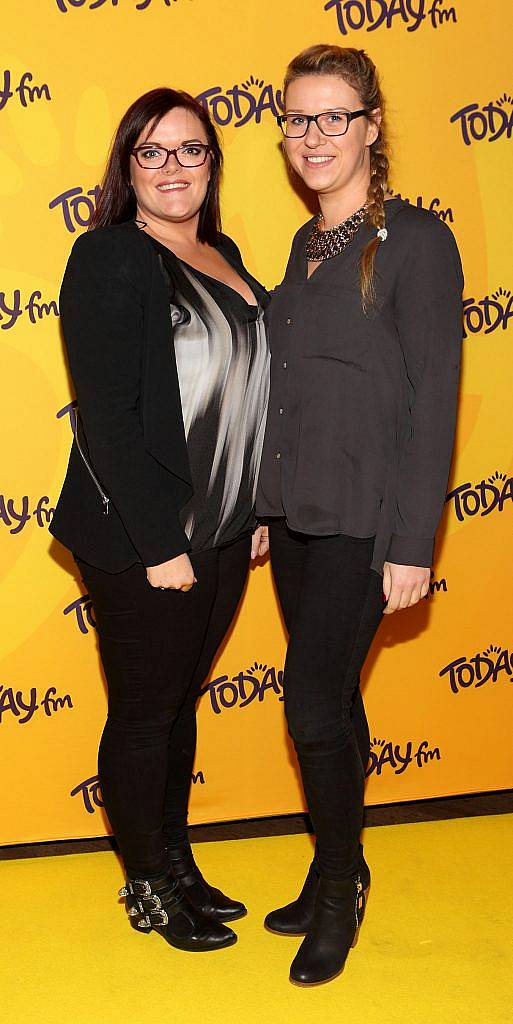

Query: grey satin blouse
[[256, 198, 464, 575]]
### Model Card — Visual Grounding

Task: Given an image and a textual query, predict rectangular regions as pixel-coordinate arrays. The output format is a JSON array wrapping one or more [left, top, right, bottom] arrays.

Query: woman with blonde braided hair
[[255, 45, 463, 984]]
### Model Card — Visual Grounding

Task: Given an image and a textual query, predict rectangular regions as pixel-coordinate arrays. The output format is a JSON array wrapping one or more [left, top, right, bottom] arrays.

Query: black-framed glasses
[[277, 109, 368, 138], [132, 143, 211, 169]]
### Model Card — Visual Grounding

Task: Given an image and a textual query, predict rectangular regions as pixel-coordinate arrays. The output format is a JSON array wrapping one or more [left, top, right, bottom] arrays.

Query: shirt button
[[283, 361, 287, 369], [286, 317, 293, 325], [276, 451, 281, 460], [279, 407, 284, 415]]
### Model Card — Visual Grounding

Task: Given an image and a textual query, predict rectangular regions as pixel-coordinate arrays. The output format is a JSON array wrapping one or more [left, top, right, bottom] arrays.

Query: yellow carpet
[[2, 815, 512, 1024]]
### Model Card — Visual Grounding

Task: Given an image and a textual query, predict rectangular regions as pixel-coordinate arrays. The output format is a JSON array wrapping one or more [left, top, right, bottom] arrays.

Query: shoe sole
[[143, 929, 238, 952], [132, 921, 238, 951], [264, 923, 309, 936], [290, 964, 346, 987]]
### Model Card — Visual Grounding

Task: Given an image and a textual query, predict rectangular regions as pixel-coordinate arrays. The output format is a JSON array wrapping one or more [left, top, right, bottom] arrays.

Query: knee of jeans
[[104, 710, 175, 741], [284, 695, 353, 750]]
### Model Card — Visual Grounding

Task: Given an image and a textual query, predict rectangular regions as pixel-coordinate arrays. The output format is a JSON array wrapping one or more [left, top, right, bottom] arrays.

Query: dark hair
[[284, 45, 389, 313], [90, 87, 223, 244]]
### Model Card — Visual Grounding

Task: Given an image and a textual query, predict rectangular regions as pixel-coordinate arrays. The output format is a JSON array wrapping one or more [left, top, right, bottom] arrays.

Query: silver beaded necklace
[[305, 203, 368, 262]]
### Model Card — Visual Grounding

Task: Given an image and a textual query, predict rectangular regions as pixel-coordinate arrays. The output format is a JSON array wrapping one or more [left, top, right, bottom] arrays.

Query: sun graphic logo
[[450, 92, 513, 145], [196, 75, 283, 129], [439, 644, 513, 694]]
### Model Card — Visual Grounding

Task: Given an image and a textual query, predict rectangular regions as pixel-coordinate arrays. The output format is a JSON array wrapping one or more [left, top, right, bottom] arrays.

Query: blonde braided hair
[[283, 45, 390, 313]]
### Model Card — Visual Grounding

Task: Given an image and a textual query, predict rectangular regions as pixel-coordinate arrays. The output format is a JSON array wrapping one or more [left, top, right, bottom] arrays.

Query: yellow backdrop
[[1, 0, 512, 845]]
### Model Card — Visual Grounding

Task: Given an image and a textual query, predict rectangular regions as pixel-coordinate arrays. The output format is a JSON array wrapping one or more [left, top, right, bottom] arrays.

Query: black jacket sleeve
[[386, 215, 464, 568], [60, 229, 191, 566]]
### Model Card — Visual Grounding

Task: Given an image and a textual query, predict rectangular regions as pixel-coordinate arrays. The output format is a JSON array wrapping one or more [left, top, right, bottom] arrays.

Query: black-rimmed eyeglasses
[[277, 109, 368, 138], [132, 144, 211, 169]]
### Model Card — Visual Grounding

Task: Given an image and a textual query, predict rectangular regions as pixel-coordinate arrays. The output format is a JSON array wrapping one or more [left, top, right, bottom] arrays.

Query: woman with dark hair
[[50, 88, 270, 952], [256, 45, 463, 984]]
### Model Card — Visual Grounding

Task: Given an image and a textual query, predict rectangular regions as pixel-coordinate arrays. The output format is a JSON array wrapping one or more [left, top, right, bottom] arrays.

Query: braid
[[361, 131, 389, 313], [284, 45, 390, 313]]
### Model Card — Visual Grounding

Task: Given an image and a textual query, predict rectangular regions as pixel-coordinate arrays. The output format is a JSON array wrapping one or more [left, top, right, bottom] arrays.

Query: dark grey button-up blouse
[[256, 198, 464, 575]]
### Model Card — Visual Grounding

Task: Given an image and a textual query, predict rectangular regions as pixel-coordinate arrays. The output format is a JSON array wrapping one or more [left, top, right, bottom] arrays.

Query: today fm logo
[[439, 645, 513, 695], [49, 186, 100, 234], [200, 662, 284, 714], [324, 0, 457, 35], [463, 288, 513, 338], [71, 770, 205, 814], [391, 192, 454, 223], [0, 684, 73, 724], [196, 76, 283, 129], [56, 0, 183, 11], [366, 737, 441, 776], [0, 71, 51, 110], [0, 290, 59, 329], [0, 496, 54, 534], [451, 94, 513, 146], [446, 471, 513, 523]]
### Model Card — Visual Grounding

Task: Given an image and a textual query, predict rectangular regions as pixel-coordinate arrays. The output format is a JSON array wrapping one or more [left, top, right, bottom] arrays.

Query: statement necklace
[[305, 203, 368, 262]]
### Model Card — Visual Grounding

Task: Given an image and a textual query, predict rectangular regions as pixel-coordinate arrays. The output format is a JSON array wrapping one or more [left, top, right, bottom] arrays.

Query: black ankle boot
[[265, 844, 370, 936], [265, 860, 319, 934], [167, 841, 247, 922], [289, 874, 365, 985], [119, 873, 237, 951]]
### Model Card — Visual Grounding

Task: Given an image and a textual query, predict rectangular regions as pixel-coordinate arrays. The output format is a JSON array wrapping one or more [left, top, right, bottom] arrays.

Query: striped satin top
[[149, 237, 270, 552]]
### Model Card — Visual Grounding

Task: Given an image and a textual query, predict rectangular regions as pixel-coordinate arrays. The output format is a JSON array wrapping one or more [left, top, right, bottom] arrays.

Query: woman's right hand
[[146, 553, 197, 592]]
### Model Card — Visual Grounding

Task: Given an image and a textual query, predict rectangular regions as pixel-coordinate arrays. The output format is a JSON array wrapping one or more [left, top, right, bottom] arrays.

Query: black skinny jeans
[[76, 533, 251, 879], [269, 520, 385, 882]]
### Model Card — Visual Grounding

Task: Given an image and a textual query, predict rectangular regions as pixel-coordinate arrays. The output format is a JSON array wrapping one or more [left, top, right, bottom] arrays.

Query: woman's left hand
[[251, 525, 269, 560], [382, 561, 430, 614]]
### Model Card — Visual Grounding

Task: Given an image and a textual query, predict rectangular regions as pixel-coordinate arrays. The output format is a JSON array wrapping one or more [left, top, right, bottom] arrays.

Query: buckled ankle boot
[[265, 844, 370, 936], [167, 841, 247, 922], [289, 874, 365, 985], [119, 873, 237, 951]]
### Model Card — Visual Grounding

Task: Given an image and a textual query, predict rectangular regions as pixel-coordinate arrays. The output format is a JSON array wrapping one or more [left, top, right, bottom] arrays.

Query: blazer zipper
[[72, 413, 110, 515]]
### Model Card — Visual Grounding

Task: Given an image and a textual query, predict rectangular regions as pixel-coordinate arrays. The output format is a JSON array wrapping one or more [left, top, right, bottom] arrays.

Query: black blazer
[[50, 220, 267, 572]]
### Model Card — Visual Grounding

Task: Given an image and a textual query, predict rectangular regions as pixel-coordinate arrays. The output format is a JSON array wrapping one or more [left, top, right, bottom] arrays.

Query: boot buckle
[[149, 908, 169, 927], [145, 894, 162, 910], [131, 879, 152, 897]]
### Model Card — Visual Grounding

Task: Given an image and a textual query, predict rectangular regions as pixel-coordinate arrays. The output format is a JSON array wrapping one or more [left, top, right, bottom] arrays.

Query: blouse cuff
[[385, 533, 434, 568]]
